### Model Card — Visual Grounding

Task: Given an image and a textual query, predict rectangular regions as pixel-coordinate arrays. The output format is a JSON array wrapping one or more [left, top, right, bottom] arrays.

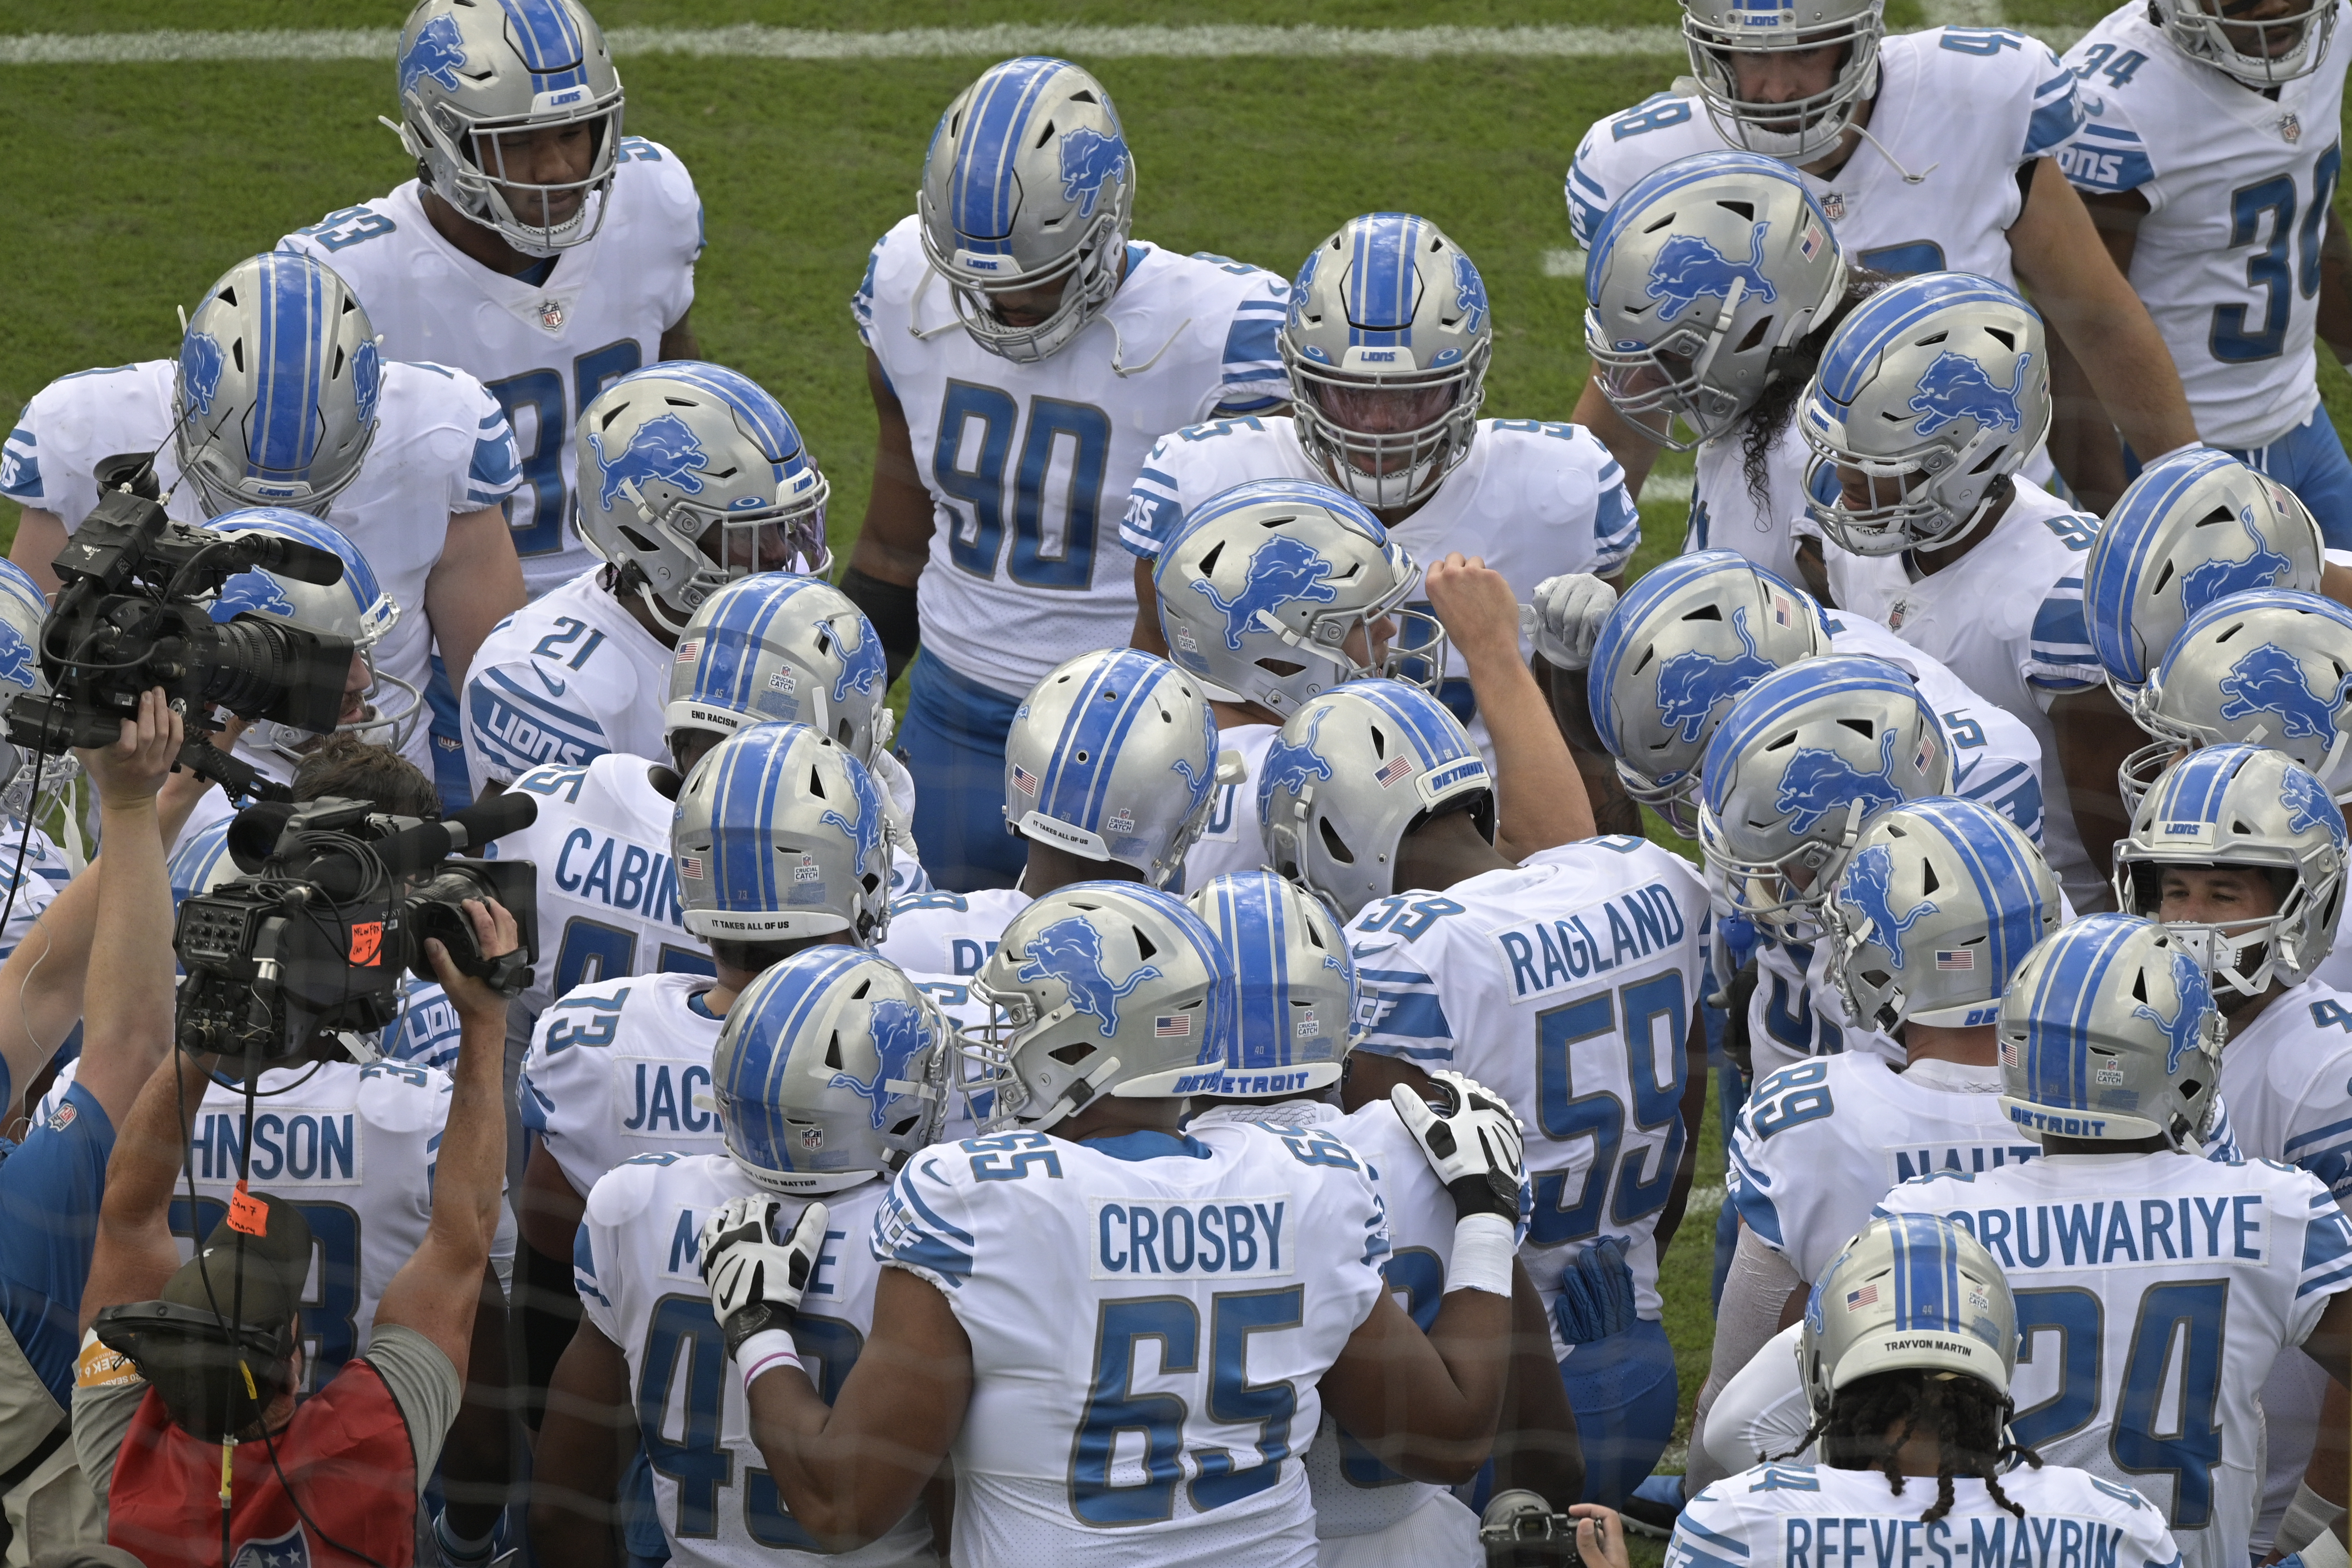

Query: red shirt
[[106, 1358, 418, 1568]]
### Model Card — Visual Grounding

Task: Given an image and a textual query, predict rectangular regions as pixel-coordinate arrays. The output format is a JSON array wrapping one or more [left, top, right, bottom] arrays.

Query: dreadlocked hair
[[1769, 1367, 2043, 1523], [1739, 268, 1899, 514]]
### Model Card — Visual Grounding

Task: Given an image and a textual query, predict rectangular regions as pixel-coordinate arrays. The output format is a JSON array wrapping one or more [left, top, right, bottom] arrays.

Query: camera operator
[[69, 879, 519, 1568]]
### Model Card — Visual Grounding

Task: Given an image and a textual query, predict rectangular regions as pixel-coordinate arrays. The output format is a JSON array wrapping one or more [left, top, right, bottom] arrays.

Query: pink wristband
[[737, 1328, 802, 1392]]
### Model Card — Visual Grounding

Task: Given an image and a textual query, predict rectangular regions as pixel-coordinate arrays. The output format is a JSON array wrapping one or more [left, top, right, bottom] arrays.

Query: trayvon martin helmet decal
[[1799, 1212, 2017, 1424], [671, 721, 893, 945], [1186, 870, 1359, 1098], [1280, 212, 1493, 509], [1587, 549, 1828, 836], [966, 882, 1233, 1132], [2114, 744, 2347, 1000], [1584, 151, 1848, 451], [1997, 913, 2225, 1151], [667, 573, 889, 762], [1002, 648, 1219, 888], [712, 946, 954, 1194], [1698, 654, 1951, 940], [1821, 796, 2062, 1036], [1683, 0, 1887, 164], [2124, 588, 2352, 812]]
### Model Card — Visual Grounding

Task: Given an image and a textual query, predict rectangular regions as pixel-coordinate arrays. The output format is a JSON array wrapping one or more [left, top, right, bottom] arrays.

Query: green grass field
[[5, 2, 2348, 1528]]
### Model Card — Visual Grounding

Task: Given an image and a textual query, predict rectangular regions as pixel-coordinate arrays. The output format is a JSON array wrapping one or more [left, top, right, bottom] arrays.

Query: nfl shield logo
[[540, 299, 566, 331], [799, 1125, 824, 1152], [1887, 600, 1908, 630], [1821, 191, 1846, 221], [2281, 112, 2303, 142]]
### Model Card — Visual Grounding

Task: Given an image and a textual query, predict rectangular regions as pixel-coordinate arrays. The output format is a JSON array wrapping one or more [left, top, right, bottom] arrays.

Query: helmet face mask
[[1682, 0, 1888, 164], [2151, 0, 2337, 86]]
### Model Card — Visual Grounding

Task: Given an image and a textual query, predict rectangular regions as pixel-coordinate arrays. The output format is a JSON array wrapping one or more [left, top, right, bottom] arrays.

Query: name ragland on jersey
[[1488, 876, 1694, 1002]]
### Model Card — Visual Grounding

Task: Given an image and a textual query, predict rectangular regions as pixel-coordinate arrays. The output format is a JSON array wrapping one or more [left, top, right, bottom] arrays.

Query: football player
[[1570, 1216, 2185, 1568], [877, 646, 1218, 978], [1257, 676, 1705, 1506], [534, 946, 955, 1568], [1875, 913, 2352, 1568], [2057, 0, 2352, 537], [0, 250, 525, 792], [695, 881, 1524, 1560], [1119, 213, 1639, 749], [1185, 870, 1586, 1562], [1566, 0, 2195, 512], [1800, 272, 2133, 911], [842, 56, 1291, 891], [461, 362, 828, 798]]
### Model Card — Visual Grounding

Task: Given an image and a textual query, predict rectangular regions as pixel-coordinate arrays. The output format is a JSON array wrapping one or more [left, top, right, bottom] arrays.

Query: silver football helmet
[[173, 252, 381, 518], [670, 721, 892, 945], [1800, 273, 2053, 556], [1998, 913, 2224, 1150], [666, 573, 886, 761], [1799, 1213, 2018, 1422], [2123, 589, 2352, 811], [1822, 797, 2063, 1035], [2150, 0, 2337, 86], [916, 57, 1135, 363], [966, 882, 1233, 1132], [2084, 448, 2322, 696], [2113, 745, 2347, 999], [1154, 479, 1435, 715], [1003, 649, 1218, 888], [390, 0, 624, 255], [1280, 213, 1492, 509], [1186, 870, 1359, 1097], [576, 363, 830, 636], [712, 946, 954, 1195], [1587, 549, 1828, 835], [1585, 152, 1848, 451], [0, 559, 71, 819], [1683, 0, 1887, 164], [1259, 680, 1497, 923], [1697, 655, 1952, 939]]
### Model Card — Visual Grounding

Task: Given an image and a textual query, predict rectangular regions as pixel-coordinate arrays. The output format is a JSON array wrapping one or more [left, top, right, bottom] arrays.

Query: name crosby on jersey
[[1090, 1194, 1291, 1280], [1491, 879, 1692, 1000]]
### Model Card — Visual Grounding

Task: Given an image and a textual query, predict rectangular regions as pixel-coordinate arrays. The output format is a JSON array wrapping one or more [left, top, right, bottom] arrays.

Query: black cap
[[160, 1190, 312, 1333]]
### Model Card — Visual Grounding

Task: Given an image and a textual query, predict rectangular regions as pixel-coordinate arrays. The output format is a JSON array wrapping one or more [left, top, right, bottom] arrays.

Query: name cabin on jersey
[[1568, 29, 2086, 283], [853, 217, 1291, 701], [278, 136, 704, 596], [873, 1119, 1390, 1564], [0, 357, 520, 780], [1120, 412, 1640, 755], [520, 974, 727, 1199], [576, 1153, 935, 1568], [1346, 836, 1708, 1345], [1876, 1152, 2352, 1568]]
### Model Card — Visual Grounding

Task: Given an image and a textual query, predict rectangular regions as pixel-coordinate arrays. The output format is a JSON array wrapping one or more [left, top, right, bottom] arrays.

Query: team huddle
[[2, 0, 2352, 1564]]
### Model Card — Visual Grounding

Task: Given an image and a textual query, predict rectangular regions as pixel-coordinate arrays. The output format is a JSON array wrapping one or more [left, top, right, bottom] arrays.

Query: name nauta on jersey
[[1935, 1193, 2270, 1269], [1766, 1510, 2139, 1568], [1090, 1196, 1291, 1280], [188, 1111, 360, 1184], [549, 825, 689, 926], [1490, 878, 1692, 1000], [1886, 1140, 2042, 1185]]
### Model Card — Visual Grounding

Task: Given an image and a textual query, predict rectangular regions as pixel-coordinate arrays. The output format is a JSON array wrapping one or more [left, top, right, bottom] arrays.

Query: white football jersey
[[519, 971, 724, 1200], [1876, 1151, 2352, 1568], [0, 358, 519, 779], [1826, 481, 2106, 907], [1347, 837, 1708, 1336], [876, 886, 1029, 978], [2057, 6, 2352, 447], [575, 1154, 933, 1568], [1568, 28, 2086, 281], [1185, 721, 1280, 889], [1120, 413, 1640, 758], [1668, 1460, 2179, 1568], [42, 1055, 516, 1387], [1744, 931, 1895, 1083], [2219, 978, 2352, 1201], [277, 141, 703, 596], [874, 1121, 1390, 1567], [462, 567, 673, 794], [853, 218, 1291, 698], [0, 818, 65, 970]]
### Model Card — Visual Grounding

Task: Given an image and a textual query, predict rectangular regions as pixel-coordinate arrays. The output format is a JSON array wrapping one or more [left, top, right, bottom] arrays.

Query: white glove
[[1390, 1070, 1526, 1220], [1528, 573, 1618, 672], [698, 1194, 829, 1356]]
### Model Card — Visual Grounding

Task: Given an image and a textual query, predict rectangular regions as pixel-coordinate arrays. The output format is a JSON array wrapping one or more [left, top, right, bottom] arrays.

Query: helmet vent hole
[[619, 525, 663, 554], [2180, 1077, 2205, 1099], [1641, 212, 1677, 235], [889, 1115, 918, 1136], [851, 979, 872, 1000], [232, 341, 247, 373], [666, 396, 695, 407], [1034, 121, 1055, 150], [1838, 718, 1874, 740], [1369, 726, 1388, 759], [1320, 817, 1355, 863], [2194, 506, 2235, 530], [333, 347, 347, 377], [2151, 563, 2175, 595], [1918, 862, 1940, 895], [1198, 541, 1226, 574], [1919, 331, 1950, 347], [599, 405, 627, 431], [807, 766, 827, 799], [2131, 972, 2150, 1003], [824, 1033, 844, 1070], [1736, 316, 1774, 353], [1132, 929, 1159, 960], [1861, 967, 1891, 988], [1070, 89, 1098, 104], [1101, 688, 1120, 702], [1984, 328, 2016, 351], [1717, 200, 1756, 220], [1683, 604, 1723, 623], [1051, 1043, 1092, 1065], [1074, 750, 1090, 763]]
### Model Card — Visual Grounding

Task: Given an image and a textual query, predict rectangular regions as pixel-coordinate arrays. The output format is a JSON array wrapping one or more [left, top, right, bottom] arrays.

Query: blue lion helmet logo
[[1775, 729, 1906, 837], [2281, 764, 2342, 841], [1193, 535, 1340, 652], [180, 333, 225, 418], [1058, 126, 1129, 220], [0, 623, 34, 691], [399, 13, 468, 99], [1289, 250, 1320, 322], [351, 339, 383, 429], [2218, 644, 2352, 742], [1645, 224, 1778, 325], [829, 995, 933, 1131], [589, 412, 709, 513], [2131, 951, 2210, 1077], [2178, 506, 2298, 617], [1453, 252, 1489, 338], [1017, 915, 1161, 1038], [1170, 698, 1220, 818], [1836, 843, 1936, 967], [1908, 350, 2032, 439], [1258, 709, 1334, 809], [830, 622, 885, 706], [211, 570, 297, 624], [1654, 606, 1776, 745], [817, 764, 886, 872]]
